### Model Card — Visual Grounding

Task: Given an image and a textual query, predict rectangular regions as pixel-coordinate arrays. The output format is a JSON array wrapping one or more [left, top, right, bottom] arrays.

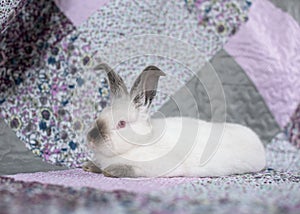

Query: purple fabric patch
[[54, 0, 110, 26], [7, 169, 197, 193], [3, 169, 300, 213], [225, 0, 300, 128]]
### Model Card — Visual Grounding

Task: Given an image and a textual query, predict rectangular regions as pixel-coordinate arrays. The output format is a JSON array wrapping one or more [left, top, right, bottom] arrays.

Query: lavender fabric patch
[[1, 171, 300, 213], [225, 0, 300, 128], [7, 169, 197, 193], [53, 0, 110, 26]]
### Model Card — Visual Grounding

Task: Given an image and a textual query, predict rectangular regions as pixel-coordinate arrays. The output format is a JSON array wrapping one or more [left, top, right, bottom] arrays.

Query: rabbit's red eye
[[117, 120, 126, 129]]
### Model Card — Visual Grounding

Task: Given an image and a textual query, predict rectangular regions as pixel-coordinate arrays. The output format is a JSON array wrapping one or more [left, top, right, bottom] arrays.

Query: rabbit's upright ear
[[94, 63, 128, 99], [130, 66, 165, 109]]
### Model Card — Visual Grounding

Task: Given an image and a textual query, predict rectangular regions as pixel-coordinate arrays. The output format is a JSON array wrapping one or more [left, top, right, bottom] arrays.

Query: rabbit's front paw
[[82, 161, 102, 173], [103, 164, 136, 178]]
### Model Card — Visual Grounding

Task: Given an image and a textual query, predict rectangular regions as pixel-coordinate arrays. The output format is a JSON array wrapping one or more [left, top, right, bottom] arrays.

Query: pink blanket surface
[[7, 169, 198, 193], [225, 0, 300, 128], [54, 0, 109, 26]]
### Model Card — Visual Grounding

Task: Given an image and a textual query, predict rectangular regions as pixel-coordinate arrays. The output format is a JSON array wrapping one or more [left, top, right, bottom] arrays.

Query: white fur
[[91, 99, 266, 177], [90, 64, 266, 177]]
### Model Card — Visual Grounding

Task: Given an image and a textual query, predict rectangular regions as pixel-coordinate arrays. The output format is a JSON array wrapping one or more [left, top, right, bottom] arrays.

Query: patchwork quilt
[[1, 0, 255, 167]]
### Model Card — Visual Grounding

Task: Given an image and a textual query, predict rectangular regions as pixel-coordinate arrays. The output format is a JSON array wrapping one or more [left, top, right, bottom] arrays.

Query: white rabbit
[[83, 63, 266, 178]]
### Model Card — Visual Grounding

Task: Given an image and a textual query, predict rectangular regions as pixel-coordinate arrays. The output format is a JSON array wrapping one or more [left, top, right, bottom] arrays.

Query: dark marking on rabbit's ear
[[94, 63, 128, 98], [130, 65, 165, 108], [87, 119, 109, 144], [130, 75, 142, 95]]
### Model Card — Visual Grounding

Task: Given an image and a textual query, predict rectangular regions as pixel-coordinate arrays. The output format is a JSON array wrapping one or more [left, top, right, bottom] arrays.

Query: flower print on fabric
[[0, 0, 251, 167]]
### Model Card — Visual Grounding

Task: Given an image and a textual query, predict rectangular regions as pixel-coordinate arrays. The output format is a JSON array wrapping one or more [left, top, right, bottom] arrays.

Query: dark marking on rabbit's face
[[87, 119, 109, 144]]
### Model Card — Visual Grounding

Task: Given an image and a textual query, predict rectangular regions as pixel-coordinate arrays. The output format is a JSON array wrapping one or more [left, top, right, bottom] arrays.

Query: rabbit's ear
[[130, 66, 165, 109], [94, 63, 128, 99]]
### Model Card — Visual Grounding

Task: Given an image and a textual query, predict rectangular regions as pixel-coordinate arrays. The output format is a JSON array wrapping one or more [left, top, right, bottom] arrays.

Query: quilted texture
[[7, 169, 197, 193], [0, 0, 75, 103], [157, 50, 280, 144], [270, 0, 300, 24], [0, 0, 251, 167], [1, 1, 294, 171], [0, 0, 75, 167], [0, 119, 66, 175], [225, 0, 300, 128], [1, 170, 300, 214], [54, 0, 109, 26], [2, 133, 299, 213]]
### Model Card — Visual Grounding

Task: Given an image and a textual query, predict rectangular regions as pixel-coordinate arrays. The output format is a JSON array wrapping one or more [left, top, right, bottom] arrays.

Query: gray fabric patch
[[270, 0, 300, 25], [155, 49, 280, 144], [0, 119, 67, 175]]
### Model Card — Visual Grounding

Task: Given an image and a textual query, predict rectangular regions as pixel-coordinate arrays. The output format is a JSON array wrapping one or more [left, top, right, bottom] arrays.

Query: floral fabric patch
[[0, 0, 251, 167], [0, 0, 27, 33]]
